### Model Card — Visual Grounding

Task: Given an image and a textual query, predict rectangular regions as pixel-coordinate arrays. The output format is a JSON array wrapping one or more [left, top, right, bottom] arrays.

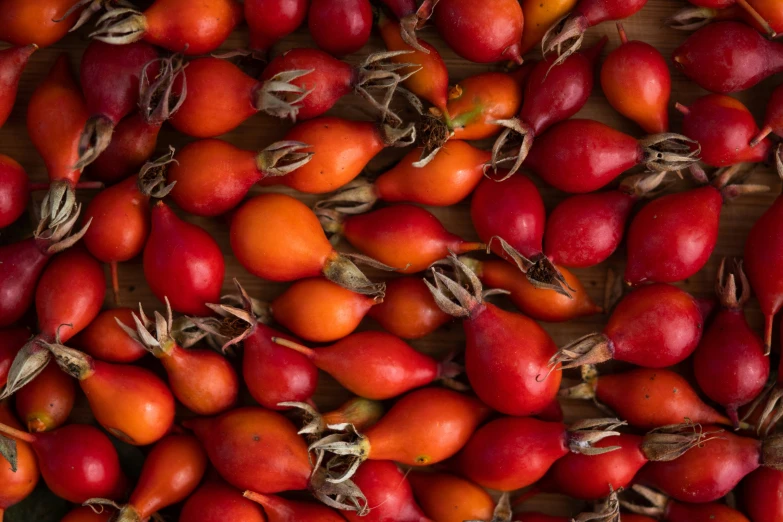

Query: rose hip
[[560, 366, 737, 430], [0, 44, 36, 129], [673, 21, 783, 93], [743, 467, 783, 522], [0, 154, 30, 229], [623, 484, 755, 522], [72, 308, 147, 363], [308, 0, 372, 56], [180, 482, 266, 522], [15, 363, 75, 432], [550, 284, 704, 370], [90, 0, 243, 55], [368, 276, 451, 339], [0, 401, 39, 519], [426, 256, 561, 416], [245, 0, 307, 52]]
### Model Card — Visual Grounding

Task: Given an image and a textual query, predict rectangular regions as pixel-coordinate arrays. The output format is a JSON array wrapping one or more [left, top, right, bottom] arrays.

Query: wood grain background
[[1, 0, 780, 518]]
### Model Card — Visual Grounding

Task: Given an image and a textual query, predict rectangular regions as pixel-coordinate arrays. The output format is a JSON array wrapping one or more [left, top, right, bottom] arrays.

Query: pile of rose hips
[[1, 0, 783, 521]]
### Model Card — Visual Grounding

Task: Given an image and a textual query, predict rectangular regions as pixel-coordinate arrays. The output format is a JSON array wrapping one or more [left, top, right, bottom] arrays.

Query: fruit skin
[[0, 328, 29, 388], [562, 367, 733, 430], [72, 308, 147, 363], [469, 172, 546, 257], [431, 0, 524, 64], [26, 54, 88, 187], [743, 467, 783, 522], [754, 84, 783, 145], [368, 277, 450, 340], [350, 387, 489, 466], [553, 284, 704, 369], [0, 401, 39, 519], [0, 239, 59, 328], [143, 201, 225, 316], [673, 21, 783, 93], [624, 186, 724, 285], [744, 153, 783, 349], [446, 72, 524, 141], [243, 492, 346, 522], [230, 193, 382, 296], [693, 261, 769, 426], [408, 471, 494, 522], [60, 506, 114, 522], [86, 113, 163, 185], [15, 363, 75, 432], [52, 347, 176, 446], [179, 482, 266, 522], [264, 117, 412, 194], [679, 94, 771, 167], [525, 119, 696, 193], [30, 424, 124, 503], [77, 40, 160, 168], [270, 277, 378, 343], [275, 331, 452, 400], [245, 0, 307, 51], [82, 174, 151, 264], [309, 0, 373, 56], [601, 26, 670, 133], [637, 429, 764, 503], [185, 407, 312, 494], [342, 461, 431, 522], [333, 204, 483, 273], [230, 193, 336, 281], [544, 189, 636, 268], [427, 259, 561, 417], [169, 58, 260, 138], [0, 0, 81, 47], [0, 45, 36, 129], [116, 435, 207, 521], [662, 500, 753, 522], [243, 324, 319, 411], [540, 434, 646, 500], [0, 155, 28, 230], [35, 248, 106, 343], [372, 140, 489, 207], [519, 0, 578, 55], [465, 258, 601, 323], [452, 416, 613, 492], [92, 0, 243, 55], [378, 13, 448, 110]]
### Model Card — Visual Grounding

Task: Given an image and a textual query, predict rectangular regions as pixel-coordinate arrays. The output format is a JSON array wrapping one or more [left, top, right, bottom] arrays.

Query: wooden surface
[[1, 0, 780, 518]]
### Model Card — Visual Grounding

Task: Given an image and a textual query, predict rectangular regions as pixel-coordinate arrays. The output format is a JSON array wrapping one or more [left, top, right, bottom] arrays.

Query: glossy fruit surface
[[673, 21, 783, 93], [15, 363, 75, 432], [0, 155, 28, 228], [408, 471, 495, 522], [72, 308, 147, 363], [179, 481, 266, 522], [368, 277, 450, 339], [0, 327, 29, 387], [186, 407, 311, 494], [309, 0, 372, 56], [0, 0, 81, 47], [0, 45, 36, 129], [431, 0, 524, 64], [144, 201, 225, 316], [601, 25, 670, 133], [342, 460, 430, 522], [743, 467, 783, 522], [246, 0, 307, 51], [271, 277, 378, 343], [0, 401, 39, 518], [679, 94, 771, 167], [446, 72, 524, 141], [91, 0, 243, 55]]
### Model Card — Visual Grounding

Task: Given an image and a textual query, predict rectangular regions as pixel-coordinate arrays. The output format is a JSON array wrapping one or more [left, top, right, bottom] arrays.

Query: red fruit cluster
[[2, 1, 783, 522]]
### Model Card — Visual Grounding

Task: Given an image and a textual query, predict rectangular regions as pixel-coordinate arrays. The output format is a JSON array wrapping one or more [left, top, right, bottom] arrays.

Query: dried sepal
[[35, 201, 92, 255], [116, 298, 177, 356], [567, 418, 626, 456], [74, 114, 115, 170], [619, 485, 668, 518], [38, 180, 77, 232], [0, 337, 51, 400], [89, 8, 147, 46], [665, 6, 719, 31], [139, 53, 188, 125], [39, 336, 95, 381], [187, 279, 260, 353], [541, 14, 587, 69], [0, 434, 18, 472], [424, 254, 484, 318], [255, 68, 315, 121], [641, 423, 724, 462], [547, 333, 613, 372], [715, 258, 751, 313], [639, 133, 701, 173], [491, 237, 573, 297], [137, 146, 178, 198], [465, 493, 512, 522], [312, 179, 378, 215], [489, 118, 534, 179], [574, 491, 622, 522], [308, 423, 369, 484], [256, 141, 314, 177], [310, 468, 369, 515], [278, 401, 328, 438]]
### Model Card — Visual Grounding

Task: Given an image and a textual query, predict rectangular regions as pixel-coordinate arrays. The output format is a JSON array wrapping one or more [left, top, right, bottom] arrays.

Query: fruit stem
[[674, 102, 690, 116], [751, 125, 773, 147], [616, 23, 628, 45], [243, 490, 270, 506], [110, 261, 121, 305], [456, 242, 486, 254], [0, 422, 36, 444], [271, 337, 316, 360], [736, 0, 776, 36]]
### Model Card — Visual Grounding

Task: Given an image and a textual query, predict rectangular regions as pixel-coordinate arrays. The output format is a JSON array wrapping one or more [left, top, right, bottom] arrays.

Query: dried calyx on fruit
[[280, 399, 384, 441]]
